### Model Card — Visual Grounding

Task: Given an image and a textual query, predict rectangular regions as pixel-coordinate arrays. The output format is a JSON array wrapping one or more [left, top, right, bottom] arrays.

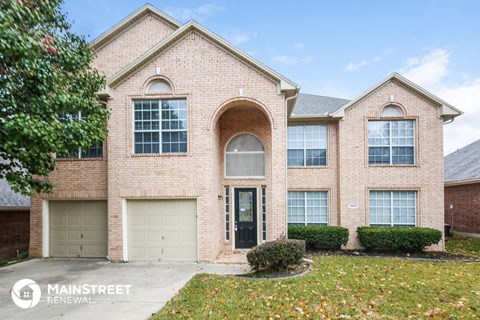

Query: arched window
[[225, 134, 265, 177], [380, 105, 403, 117], [146, 80, 172, 93]]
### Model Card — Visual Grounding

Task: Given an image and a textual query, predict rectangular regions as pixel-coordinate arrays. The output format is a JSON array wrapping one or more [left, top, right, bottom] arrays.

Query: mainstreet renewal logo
[[11, 279, 41, 309], [11, 279, 131, 308]]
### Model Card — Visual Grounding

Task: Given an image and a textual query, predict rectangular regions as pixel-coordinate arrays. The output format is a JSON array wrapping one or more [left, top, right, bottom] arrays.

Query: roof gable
[[331, 73, 462, 122], [91, 4, 181, 51], [105, 20, 298, 94]]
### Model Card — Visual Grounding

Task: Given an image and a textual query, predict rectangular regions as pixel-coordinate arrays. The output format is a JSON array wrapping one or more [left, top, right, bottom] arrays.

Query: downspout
[[284, 88, 300, 239]]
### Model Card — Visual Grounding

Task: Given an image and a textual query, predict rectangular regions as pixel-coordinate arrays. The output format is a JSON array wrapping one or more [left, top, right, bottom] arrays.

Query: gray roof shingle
[[292, 93, 350, 116], [0, 179, 30, 207], [444, 139, 480, 182]]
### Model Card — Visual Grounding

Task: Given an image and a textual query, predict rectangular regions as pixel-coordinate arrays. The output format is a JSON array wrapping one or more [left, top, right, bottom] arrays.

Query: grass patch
[[153, 256, 480, 319], [446, 236, 480, 259], [0, 252, 29, 268]]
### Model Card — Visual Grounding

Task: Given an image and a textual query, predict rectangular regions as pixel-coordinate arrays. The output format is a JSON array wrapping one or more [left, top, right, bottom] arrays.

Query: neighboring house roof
[[292, 93, 350, 117], [0, 179, 30, 208], [105, 20, 299, 95], [90, 4, 181, 51], [445, 139, 480, 186], [330, 73, 463, 122]]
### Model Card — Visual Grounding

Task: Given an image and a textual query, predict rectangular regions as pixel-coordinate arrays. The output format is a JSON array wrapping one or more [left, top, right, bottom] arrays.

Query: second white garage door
[[127, 199, 197, 262]]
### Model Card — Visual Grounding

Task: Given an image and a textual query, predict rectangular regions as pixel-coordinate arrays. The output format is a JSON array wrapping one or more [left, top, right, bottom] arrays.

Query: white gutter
[[284, 89, 300, 239]]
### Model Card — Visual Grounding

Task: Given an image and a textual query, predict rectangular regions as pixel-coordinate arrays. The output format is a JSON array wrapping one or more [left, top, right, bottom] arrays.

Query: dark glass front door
[[234, 188, 257, 248]]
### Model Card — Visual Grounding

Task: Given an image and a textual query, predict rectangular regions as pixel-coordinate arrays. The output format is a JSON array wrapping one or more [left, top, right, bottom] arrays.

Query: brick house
[[444, 139, 480, 235], [0, 180, 30, 262], [29, 4, 462, 262]]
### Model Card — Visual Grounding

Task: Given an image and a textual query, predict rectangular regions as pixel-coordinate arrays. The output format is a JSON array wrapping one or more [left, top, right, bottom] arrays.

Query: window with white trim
[[288, 191, 328, 225], [225, 134, 265, 177], [380, 105, 403, 117], [370, 191, 416, 226], [57, 111, 103, 159], [368, 120, 414, 164], [287, 125, 327, 166], [134, 99, 187, 154]]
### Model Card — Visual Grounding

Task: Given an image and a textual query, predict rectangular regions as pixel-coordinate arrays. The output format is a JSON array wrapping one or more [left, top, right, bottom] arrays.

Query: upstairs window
[[57, 111, 103, 159], [368, 120, 414, 165], [287, 125, 327, 166], [225, 134, 265, 177], [134, 99, 187, 154]]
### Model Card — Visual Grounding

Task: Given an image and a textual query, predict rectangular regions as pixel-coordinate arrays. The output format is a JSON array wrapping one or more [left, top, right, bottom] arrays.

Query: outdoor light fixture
[[218, 195, 223, 200]]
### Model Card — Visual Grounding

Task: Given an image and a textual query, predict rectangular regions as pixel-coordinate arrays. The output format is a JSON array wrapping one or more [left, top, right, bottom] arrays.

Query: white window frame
[[224, 133, 265, 179], [368, 120, 415, 165], [369, 190, 417, 227], [287, 125, 327, 167], [287, 191, 328, 226], [132, 99, 187, 154]]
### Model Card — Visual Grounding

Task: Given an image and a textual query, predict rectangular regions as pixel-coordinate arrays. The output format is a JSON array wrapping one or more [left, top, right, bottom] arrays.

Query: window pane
[[370, 191, 416, 226], [226, 134, 264, 152], [226, 153, 265, 177], [288, 125, 327, 167], [306, 149, 326, 166], [287, 150, 304, 166], [369, 147, 390, 164], [288, 191, 328, 226], [134, 99, 187, 154], [288, 192, 305, 225], [368, 121, 390, 146], [392, 147, 414, 164]]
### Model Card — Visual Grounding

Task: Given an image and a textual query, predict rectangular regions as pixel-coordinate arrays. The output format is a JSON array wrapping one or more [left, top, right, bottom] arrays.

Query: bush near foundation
[[357, 226, 442, 252], [247, 239, 305, 272], [288, 226, 349, 249]]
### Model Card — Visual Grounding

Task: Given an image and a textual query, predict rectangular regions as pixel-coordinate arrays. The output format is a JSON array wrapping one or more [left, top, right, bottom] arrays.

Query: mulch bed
[[307, 249, 480, 262]]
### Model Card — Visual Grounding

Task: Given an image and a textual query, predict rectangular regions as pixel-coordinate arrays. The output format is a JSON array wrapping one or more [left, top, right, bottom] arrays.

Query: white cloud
[[271, 55, 312, 66], [401, 49, 450, 87], [224, 31, 258, 46], [441, 78, 480, 154], [344, 49, 392, 72], [400, 48, 480, 155], [293, 42, 305, 51], [345, 59, 369, 71], [163, 2, 224, 22]]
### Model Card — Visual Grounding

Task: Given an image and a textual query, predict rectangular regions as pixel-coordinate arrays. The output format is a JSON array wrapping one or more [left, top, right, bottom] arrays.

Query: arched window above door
[[225, 134, 265, 177]]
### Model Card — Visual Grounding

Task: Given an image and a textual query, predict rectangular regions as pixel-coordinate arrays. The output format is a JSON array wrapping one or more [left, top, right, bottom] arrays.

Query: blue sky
[[62, 0, 480, 154]]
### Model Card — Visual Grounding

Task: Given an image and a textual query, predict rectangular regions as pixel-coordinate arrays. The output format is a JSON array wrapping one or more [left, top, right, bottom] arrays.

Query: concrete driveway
[[0, 259, 248, 320]]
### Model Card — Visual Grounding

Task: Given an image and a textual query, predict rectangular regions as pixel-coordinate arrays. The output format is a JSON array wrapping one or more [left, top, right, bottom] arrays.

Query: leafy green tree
[[0, 0, 109, 194]]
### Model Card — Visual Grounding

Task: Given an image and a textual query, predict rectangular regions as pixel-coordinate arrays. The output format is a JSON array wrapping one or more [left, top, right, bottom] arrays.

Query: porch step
[[215, 249, 250, 264]]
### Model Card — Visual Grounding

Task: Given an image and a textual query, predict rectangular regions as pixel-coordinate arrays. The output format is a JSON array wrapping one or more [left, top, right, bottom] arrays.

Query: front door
[[234, 188, 257, 248]]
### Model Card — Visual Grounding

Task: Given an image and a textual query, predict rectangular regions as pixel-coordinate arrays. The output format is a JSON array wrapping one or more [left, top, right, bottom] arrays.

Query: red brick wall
[[0, 210, 30, 262], [444, 183, 480, 234]]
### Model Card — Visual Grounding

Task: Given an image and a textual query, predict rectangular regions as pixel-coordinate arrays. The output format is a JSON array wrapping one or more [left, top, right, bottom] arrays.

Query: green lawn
[[446, 236, 480, 259], [153, 256, 480, 319]]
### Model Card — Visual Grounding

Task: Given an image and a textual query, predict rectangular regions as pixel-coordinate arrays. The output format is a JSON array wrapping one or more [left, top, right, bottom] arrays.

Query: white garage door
[[50, 201, 108, 258], [127, 199, 197, 262]]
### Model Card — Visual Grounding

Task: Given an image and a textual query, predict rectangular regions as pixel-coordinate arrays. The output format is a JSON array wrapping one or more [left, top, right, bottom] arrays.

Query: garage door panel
[[50, 200, 107, 258], [128, 199, 197, 262]]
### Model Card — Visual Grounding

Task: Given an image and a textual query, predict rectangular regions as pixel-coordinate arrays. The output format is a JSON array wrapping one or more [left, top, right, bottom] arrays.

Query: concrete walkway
[[0, 259, 249, 320]]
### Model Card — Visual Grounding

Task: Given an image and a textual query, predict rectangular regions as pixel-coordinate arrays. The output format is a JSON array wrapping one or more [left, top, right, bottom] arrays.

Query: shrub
[[247, 239, 305, 272], [288, 226, 349, 249], [357, 226, 442, 252]]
